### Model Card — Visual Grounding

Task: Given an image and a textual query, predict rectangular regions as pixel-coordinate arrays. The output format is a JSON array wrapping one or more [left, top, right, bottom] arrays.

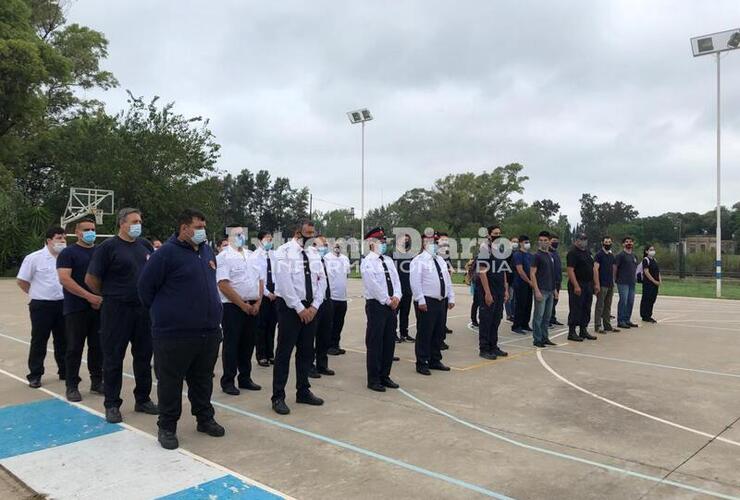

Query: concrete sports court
[[1, 278, 739, 499]]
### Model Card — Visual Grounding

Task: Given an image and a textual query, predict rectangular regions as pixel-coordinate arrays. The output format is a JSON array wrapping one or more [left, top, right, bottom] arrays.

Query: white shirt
[[252, 246, 276, 298], [17, 246, 64, 301], [322, 252, 350, 301], [410, 251, 455, 306], [361, 252, 402, 304], [274, 239, 327, 313], [216, 245, 263, 302]]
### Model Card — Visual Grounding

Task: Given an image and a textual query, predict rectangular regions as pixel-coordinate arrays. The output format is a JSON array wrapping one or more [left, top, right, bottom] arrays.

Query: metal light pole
[[691, 28, 740, 298], [347, 108, 373, 256]]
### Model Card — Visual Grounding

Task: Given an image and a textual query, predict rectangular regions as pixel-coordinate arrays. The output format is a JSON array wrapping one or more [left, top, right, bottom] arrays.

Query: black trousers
[[314, 300, 333, 370], [64, 308, 102, 389], [398, 291, 412, 336], [365, 299, 397, 385], [414, 298, 445, 366], [154, 332, 220, 432], [272, 298, 317, 401], [99, 299, 153, 409], [513, 283, 533, 329], [478, 290, 504, 352], [221, 302, 257, 388], [255, 298, 278, 361], [567, 281, 594, 329], [640, 282, 659, 320], [330, 300, 348, 349], [550, 282, 561, 323], [27, 300, 66, 381], [470, 289, 480, 324]]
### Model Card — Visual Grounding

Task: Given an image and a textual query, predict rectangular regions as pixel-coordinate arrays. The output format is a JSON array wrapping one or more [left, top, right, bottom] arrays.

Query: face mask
[[603, 244, 612, 251], [317, 246, 329, 257], [192, 228, 207, 245], [523, 242, 531, 251], [81, 230, 96, 244], [550, 242, 559, 250], [262, 240, 273, 251], [333, 247, 341, 255], [648, 250, 656, 258], [52, 242, 66, 253], [128, 223, 142, 238], [234, 234, 245, 248], [511, 242, 519, 250], [538, 242, 549, 251], [427, 243, 438, 255], [378, 243, 387, 254], [577, 240, 588, 250]]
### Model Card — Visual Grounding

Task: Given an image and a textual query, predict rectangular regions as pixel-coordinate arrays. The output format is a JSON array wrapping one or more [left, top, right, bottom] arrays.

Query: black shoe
[[402, 334, 415, 342], [272, 399, 290, 415], [197, 419, 225, 437], [381, 377, 399, 389], [222, 385, 240, 396], [327, 347, 341, 356], [605, 325, 621, 332], [336, 348, 346, 355], [580, 329, 597, 340], [135, 400, 159, 415], [28, 377, 41, 389], [257, 359, 270, 367], [567, 333, 584, 342], [296, 391, 324, 406], [268, 358, 275, 365], [58, 373, 66, 381], [628, 322, 639, 328], [105, 407, 122, 423], [445, 327, 453, 334], [429, 362, 451, 371], [395, 336, 403, 343], [522, 326, 533, 332], [551, 319, 564, 326], [493, 348, 508, 357], [440, 342, 449, 350], [90, 380, 104, 394], [642, 318, 657, 323], [416, 365, 432, 375], [596, 328, 606, 334], [533, 342, 546, 348], [317, 367, 335, 376], [158, 429, 179, 450], [392, 356, 400, 361], [511, 328, 526, 335], [618, 323, 631, 329], [479, 351, 497, 360], [506, 316, 515, 322], [470, 321, 479, 328], [308, 368, 322, 379], [66, 387, 82, 402], [367, 382, 386, 392], [238, 379, 262, 391], [543, 340, 556, 346]]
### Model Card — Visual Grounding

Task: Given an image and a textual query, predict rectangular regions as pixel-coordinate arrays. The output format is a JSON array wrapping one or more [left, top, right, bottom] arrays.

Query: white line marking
[[660, 322, 740, 333], [536, 351, 740, 447], [399, 388, 740, 500]]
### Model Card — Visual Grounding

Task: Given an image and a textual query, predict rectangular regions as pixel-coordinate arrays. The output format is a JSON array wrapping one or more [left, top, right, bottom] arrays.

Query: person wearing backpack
[[639, 245, 661, 323], [614, 236, 639, 329]]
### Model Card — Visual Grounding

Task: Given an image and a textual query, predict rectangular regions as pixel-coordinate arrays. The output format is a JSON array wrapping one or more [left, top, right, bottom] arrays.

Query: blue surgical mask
[[262, 240, 273, 251], [128, 223, 142, 238], [378, 243, 387, 255], [317, 246, 329, 257], [427, 243, 438, 255], [192, 229, 207, 245], [234, 234, 245, 248], [81, 230, 96, 244]]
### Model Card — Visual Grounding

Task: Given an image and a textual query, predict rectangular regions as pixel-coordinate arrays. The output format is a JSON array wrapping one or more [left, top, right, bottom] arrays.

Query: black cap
[[364, 226, 385, 240]]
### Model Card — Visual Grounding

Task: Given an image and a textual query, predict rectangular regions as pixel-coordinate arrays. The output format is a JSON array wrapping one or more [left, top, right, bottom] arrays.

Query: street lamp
[[347, 108, 373, 255], [690, 28, 740, 298]]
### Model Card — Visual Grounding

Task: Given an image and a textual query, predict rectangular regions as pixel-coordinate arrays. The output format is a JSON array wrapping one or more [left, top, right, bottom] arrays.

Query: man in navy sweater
[[138, 209, 225, 450]]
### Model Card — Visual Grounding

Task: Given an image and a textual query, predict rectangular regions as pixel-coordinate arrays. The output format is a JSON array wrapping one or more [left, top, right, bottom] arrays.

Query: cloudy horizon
[[70, 0, 740, 225]]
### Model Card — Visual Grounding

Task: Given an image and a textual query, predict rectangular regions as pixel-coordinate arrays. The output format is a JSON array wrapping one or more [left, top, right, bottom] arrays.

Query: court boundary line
[[398, 388, 740, 500]]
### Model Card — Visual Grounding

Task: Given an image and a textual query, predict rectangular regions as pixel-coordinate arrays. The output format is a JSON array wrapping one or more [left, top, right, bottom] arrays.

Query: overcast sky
[[70, 0, 740, 224]]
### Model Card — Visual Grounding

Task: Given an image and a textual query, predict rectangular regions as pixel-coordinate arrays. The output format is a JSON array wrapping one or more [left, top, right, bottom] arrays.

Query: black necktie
[[322, 257, 330, 300], [379, 256, 394, 296], [266, 255, 275, 293], [301, 250, 313, 304], [432, 256, 446, 298]]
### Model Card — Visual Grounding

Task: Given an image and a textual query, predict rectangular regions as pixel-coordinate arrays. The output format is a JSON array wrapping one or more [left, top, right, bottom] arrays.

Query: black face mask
[[551, 242, 559, 250], [603, 244, 612, 251]]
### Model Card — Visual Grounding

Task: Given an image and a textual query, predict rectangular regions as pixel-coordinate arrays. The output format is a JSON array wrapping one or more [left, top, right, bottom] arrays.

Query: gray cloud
[[72, 0, 740, 224]]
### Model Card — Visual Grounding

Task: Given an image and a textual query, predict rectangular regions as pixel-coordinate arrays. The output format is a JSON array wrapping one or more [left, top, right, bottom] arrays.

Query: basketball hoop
[[93, 209, 104, 225], [61, 187, 115, 238]]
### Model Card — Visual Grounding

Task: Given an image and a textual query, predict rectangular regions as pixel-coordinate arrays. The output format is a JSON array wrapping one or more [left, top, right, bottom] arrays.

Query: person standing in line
[[476, 225, 509, 360], [361, 227, 402, 392], [271, 220, 326, 415], [512, 235, 533, 334], [614, 236, 640, 329], [56, 217, 103, 401], [151, 239, 163, 251], [16, 226, 68, 388], [254, 230, 278, 367], [85, 208, 158, 423], [410, 232, 455, 375], [216, 226, 263, 396], [548, 234, 564, 327], [464, 257, 479, 328], [138, 209, 225, 450], [565, 233, 598, 342], [639, 245, 661, 323], [325, 242, 350, 355], [530, 231, 557, 348], [504, 236, 519, 322], [437, 232, 454, 339], [593, 236, 620, 334], [394, 233, 415, 343], [310, 235, 336, 377]]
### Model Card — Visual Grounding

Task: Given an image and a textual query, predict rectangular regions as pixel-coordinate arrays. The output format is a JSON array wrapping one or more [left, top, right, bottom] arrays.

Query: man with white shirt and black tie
[[310, 235, 336, 377], [16, 226, 68, 388], [325, 242, 350, 355], [410, 232, 455, 375], [271, 220, 327, 415], [361, 227, 402, 392], [254, 230, 278, 367]]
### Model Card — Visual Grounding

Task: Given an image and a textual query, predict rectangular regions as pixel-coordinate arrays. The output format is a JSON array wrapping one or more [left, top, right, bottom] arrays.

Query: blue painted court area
[[160, 474, 283, 499], [0, 398, 121, 459]]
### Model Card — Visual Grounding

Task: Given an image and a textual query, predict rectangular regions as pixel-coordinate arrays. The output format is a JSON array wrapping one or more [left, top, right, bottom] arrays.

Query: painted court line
[[546, 350, 740, 379], [399, 388, 740, 500], [536, 351, 740, 448], [0, 333, 512, 499]]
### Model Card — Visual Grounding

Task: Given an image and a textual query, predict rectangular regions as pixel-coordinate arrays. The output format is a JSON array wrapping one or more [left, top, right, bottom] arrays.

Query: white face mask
[[648, 250, 656, 258], [523, 242, 531, 251], [52, 242, 67, 254]]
